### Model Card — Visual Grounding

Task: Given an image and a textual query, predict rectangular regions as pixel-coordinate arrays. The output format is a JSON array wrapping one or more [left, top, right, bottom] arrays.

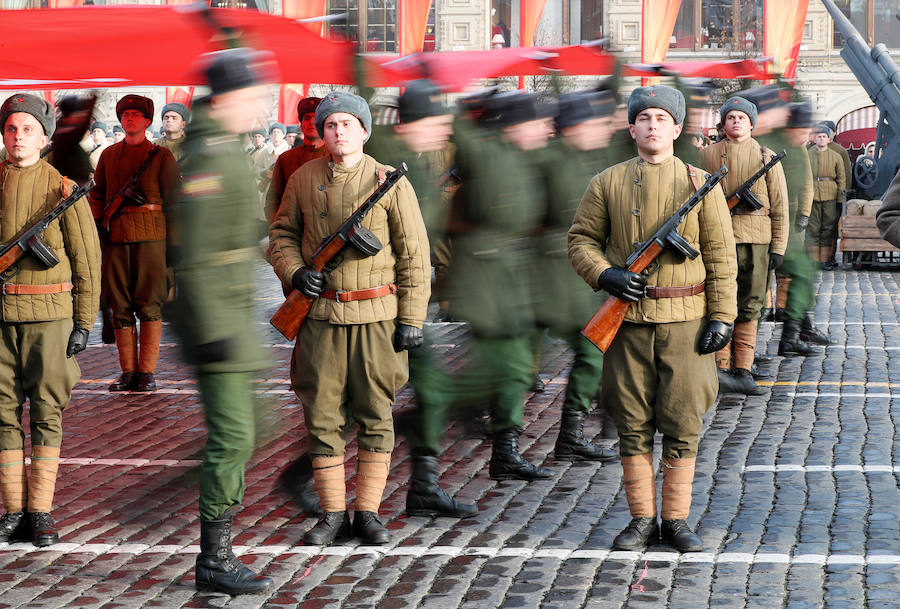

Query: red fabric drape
[[640, 0, 682, 85], [520, 0, 547, 47], [282, 0, 327, 35], [278, 84, 304, 125], [763, 0, 808, 80], [166, 86, 194, 108], [400, 0, 433, 55]]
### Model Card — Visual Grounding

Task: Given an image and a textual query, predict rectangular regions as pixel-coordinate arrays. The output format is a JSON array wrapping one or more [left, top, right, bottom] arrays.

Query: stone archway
[[826, 91, 874, 124]]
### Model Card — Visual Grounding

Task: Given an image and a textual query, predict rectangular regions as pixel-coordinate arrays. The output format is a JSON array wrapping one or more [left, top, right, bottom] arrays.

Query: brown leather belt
[[733, 207, 770, 216], [645, 282, 705, 299], [2, 282, 73, 295], [321, 283, 397, 303], [122, 204, 163, 213]]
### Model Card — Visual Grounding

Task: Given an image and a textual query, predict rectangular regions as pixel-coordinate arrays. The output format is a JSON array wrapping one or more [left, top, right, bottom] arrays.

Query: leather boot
[[614, 453, 658, 550], [773, 308, 789, 322], [352, 510, 389, 545], [660, 519, 703, 553], [0, 512, 27, 543], [110, 326, 138, 391], [779, 319, 820, 357], [304, 511, 352, 545], [196, 510, 274, 594], [659, 456, 702, 552], [134, 320, 162, 392], [278, 454, 322, 516], [554, 410, 617, 463], [760, 307, 773, 322], [489, 429, 555, 481], [101, 307, 115, 344], [530, 376, 546, 392], [728, 368, 765, 395], [716, 367, 740, 394], [613, 517, 659, 551], [406, 454, 477, 519], [800, 314, 832, 345], [29, 512, 58, 547]]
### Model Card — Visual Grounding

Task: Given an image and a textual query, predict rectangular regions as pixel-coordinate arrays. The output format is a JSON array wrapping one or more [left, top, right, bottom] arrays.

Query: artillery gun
[[822, 0, 900, 198]]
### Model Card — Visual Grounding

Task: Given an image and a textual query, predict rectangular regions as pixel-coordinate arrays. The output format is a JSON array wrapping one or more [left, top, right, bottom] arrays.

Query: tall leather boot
[[195, 509, 274, 595], [110, 326, 137, 391], [354, 450, 391, 545], [554, 410, 617, 463], [406, 454, 477, 518], [28, 445, 60, 546], [800, 314, 832, 345], [134, 320, 162, 392], [0, 449, 27, 543], [778, 319, 820, 356], [278, 453, 322, 516], [489, 428, 555, 481], [613, 453, 659, 550], [730, 321, 765, 395], [659, 457, 702, 552], [305, 456, 350, 545], [101, 307, 115, 344]]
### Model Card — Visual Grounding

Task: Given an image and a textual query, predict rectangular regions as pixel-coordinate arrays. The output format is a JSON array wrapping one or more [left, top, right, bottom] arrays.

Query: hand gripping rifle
[[725, 149, 786, 212], [270, 163, 409, 341], [580, 166, 728, 353], [0, 179, 95, 276]]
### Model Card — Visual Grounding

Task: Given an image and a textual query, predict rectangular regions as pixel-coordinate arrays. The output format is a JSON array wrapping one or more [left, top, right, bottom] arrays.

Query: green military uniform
[[169, 103, 269, 521], [158, 135, 186, 165], [830, 140, 852, 194], [569, 156, 738, 457], [0, 160, 101, 451], [807, 146, 846, 249]]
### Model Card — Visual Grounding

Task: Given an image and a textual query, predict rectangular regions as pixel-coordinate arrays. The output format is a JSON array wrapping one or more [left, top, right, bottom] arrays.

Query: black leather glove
[[597, 268, 646, 302], [393, 323, 423, 352], [66, 325, 90, 358], [795, 214, 809, 232], [769, 253, 783, 270], [698, 320, 733, 355], [192, 339, 232, 364], [291, 267, 326, 298]]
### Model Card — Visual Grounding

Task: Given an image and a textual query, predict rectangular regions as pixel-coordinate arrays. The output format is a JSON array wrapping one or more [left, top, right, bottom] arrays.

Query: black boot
[[660, 519, 703, 552], [29, 512, 58, 547], [760, 307, 774, 321], [554, 410, 618, 463], [352, 511, 389, 545], [132, 372, 157, 392], [773, 308, 789, 322], [489, 429, 555, 481], [800, 314, 832, 345], [278, 454, 323, 516], [613, 517, 659, 551], [0, 512, 27, 543], [779, 319, 820, 357], [304, 511, 351, 546], [530, 376, 546, 392], [406, 455, 477, 518], [101, 308, 116, 344], [195, 510, 273, 595], [717, 368, 765, 396], [754, 353, 774, 364], [109, 372, 135, 392]]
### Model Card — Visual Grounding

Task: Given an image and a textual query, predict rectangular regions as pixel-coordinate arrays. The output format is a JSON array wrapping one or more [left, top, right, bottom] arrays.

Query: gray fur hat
[[627, 85, 686, 126], [1, 93, 55, 137], [161, 102, 190, 122], [315, 91, 372, 142], [720, 96, 758, 127]]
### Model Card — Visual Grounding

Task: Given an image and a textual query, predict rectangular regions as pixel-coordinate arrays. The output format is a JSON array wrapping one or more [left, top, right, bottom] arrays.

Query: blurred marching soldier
[[269, 91, 431, 546], [447, 91, 556, 482], [0, 94, 101, 546], [158, 102, 190, 165], [700, 96, 789, 395], [569, 85, 738, 552], [807, 124, 847, 270], [264, 96, 328, 222], [169, 48, 276, 596], [673, 82, 712, 167], [88, 95, 179, 392], [365, 80, 476, 518], [530, 90, 619, 462]]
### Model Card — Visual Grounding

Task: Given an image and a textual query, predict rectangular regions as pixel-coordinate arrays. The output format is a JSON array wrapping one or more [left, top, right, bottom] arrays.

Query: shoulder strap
[[60, 176, 73, 198], [376, 167, 387, 186], [686, 163, 702, 192]]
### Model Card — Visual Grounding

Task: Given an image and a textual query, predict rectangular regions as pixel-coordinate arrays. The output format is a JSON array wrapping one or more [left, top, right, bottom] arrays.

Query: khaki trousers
[[102, 241, 168, 327]]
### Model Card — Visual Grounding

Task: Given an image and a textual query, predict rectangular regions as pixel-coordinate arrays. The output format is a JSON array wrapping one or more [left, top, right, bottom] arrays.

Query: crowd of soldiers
[[4, 45, 900, 598]]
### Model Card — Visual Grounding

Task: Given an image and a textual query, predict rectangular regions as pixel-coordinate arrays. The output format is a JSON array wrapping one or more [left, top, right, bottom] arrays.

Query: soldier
[[264, 97, 327, 222], [700, 96, 789, 395], [112, 124, 125, 143], [0, 93, 101, 546], [158, 102, 190, 165], [568, 85, 737, 552], [285, 124, 299, 148], [531, 90, 619, 462], [269, 91, 431, 546], [84, 120, 108, 175], [264, 121, 289, 160], [88, 95, 179, 392], [807, 124, 847, 270], [875, 168, 900, 247], [169, 47, 276, 596]]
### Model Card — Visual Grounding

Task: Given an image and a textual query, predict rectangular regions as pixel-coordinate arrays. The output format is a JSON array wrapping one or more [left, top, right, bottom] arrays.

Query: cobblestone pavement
[[2, 264, 900, 608]]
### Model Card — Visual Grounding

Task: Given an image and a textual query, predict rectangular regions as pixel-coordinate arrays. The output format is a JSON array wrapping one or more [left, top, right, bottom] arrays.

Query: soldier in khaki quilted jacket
[[269, 91, 430, 547], [700, 96, 789, 395], [0, 94, 101, 547], [569, 85, 737, 553], [88, 95, 179, 393], [807, 125, 846, 268]]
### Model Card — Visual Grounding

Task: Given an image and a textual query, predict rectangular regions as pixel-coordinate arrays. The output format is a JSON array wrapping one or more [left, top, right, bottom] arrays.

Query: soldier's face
[[323, 112, 367, 158], [2, 112, 48, 167], [271, 128, 285, 144], [114, 131, 125, 142], [561, 116, 612, 151], [629, 109, 681, 157], [286, 133, 297, 145], [723, 110, 752, 141], [120, 110, 151, 137], [91, 128, 106, 144], [253, 134, 266, 146], [393, 113, 454, 153], [814, 132, 830, 149], [162, 111, 186, 134], [502, 117, 553, 151], [301, 113, 319, 139]]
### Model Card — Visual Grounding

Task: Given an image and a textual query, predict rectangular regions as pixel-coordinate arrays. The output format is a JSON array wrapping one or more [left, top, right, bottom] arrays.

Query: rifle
[[270, 163, 409, 341], [725, 149, 786, 212], [0, 180, 95, 276], [101, 145, 161, 231], [581, 166, 728, 353]]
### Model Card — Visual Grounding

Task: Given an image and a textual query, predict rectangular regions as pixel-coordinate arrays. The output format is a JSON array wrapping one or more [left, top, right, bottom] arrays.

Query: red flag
[[400, 0, 433, 55], [47, 0, 83, 6], [279, 84, 304, 125], [764, 0, 808, 80], [640, 0, 682, 86], [520, 0, 547, 47], [282, 0, 327, 35], [166, 86, 194, 108]]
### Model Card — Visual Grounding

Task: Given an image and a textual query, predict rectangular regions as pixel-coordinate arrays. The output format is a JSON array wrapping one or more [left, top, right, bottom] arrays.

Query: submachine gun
[[822, 0, 900, 198]]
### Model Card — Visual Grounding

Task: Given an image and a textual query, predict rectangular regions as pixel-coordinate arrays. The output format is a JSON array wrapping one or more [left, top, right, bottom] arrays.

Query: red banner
[[399, 0, 433, 55], [282, 0, 327, 35], [166, 86, 194, 108], [48, 0, 83, 6], [764, 0, 808, 80], [278, 84, 304, 125], [520, 0, 547, 47], [641, 0, 682, 85]]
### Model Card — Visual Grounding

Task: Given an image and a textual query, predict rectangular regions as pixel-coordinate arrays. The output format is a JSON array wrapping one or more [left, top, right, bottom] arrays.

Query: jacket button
[[318, 184, 326, 191], [634, 179, 641, 185], [320, 211, 327, 218], [631, 208, 640, 216]]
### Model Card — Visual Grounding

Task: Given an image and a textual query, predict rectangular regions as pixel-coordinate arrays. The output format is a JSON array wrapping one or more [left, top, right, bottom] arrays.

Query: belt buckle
[[0, 283, 6, 295], [335, 289, 350, 303]]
